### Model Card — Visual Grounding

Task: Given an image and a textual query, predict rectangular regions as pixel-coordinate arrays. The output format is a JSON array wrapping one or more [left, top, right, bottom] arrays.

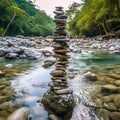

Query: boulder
[[41, 91, 74, 115], [7, 107, 30, 120], [5, 53, 18, 59], [84, 72, 97, 81]]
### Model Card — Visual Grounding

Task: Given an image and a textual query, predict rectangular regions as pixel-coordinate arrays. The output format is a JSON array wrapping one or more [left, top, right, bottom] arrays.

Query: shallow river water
[[0, 48, 120, 120]]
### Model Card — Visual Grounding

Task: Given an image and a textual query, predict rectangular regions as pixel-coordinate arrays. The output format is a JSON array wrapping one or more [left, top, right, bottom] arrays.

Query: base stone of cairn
[[41, 6, 74, 119]]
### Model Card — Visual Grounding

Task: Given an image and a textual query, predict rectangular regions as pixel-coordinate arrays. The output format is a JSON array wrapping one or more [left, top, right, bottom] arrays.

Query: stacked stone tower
[[41, 7, 74, 119]]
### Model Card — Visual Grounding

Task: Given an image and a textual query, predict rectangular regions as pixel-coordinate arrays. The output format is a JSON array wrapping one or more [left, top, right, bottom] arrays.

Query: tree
[[67, 0, 120, 37]]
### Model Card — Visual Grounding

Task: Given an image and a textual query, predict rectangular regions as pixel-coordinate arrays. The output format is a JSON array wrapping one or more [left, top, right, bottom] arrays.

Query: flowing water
[[0, 49, 120, 120]]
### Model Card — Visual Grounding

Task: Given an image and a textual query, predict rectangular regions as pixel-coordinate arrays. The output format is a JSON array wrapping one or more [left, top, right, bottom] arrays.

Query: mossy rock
[[41, 91, 74, 116]]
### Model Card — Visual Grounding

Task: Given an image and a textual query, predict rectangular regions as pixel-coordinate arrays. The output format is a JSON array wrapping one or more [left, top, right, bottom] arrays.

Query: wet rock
[[48, 82, 55, 87], [52, 77, 67, 81], [94, 99, 103, 107], [54, 88, 72, 95], [0, 85, 6, 90], [23, 48, 41, 60], [108, 73, 120, 79], [6, 107, 30, 120], [0, 71, 5, 77], [50, 70, 66, 77], [68, 75, 75, 79], [101, 84, 119, 93], [53, 53, 70, 59], [84, 72, 97, 81], [109, 46, 115, 51], [0, 96, 9, 104], [53, 49, 70, 54], [113, 94, 120, 108], [0, 110, 9, 118], [102, 95, 113, 103], [49, 114, 59, 120], [0, 116, 6, 120], [43, 59, 55, 68], [42, 50, 52, 57], [5, 53, 18, 59], [72, 49, 81, 53], [110, 112, 120, 120], [0, 101, 12, 109], [41, 91, 74, 115], [97, 108, 110, 120], [4, 64, 13, 68], [103, 102, 117, 111], [114, 80, 120, 86]]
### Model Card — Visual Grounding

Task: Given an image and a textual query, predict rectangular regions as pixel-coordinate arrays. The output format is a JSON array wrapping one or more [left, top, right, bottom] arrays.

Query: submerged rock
[[110, 112, 120, 120], [0, 71, 5, 77], [113, 94, 120, 108], [6, 107, 30, 120]]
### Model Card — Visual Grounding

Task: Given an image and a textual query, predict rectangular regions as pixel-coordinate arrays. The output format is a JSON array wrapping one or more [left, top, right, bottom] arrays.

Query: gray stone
[[5, 53, 18, 59], [54, 88, 72, 95]]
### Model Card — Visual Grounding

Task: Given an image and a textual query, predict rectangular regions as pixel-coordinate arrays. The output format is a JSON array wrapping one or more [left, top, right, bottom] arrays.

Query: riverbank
[[0, 36, 120, 61]]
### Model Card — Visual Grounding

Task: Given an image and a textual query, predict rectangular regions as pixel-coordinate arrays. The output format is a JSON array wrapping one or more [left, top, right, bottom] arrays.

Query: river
[[0, 48, 120, 120]]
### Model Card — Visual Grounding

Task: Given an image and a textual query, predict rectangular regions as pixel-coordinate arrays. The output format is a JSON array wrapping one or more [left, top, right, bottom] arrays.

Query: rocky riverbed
[[0, 36, 120, 120]]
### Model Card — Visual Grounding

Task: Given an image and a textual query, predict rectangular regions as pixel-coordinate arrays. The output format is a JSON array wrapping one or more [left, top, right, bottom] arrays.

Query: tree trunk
[[101, 22, 108, 34], [3, 12, 16, 36]]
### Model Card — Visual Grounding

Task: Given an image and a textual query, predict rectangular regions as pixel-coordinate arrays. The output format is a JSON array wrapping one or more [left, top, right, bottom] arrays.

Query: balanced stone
[[54, 49, 70, 54], [53, 38, 69, 42], [52, 77, 67, 81], [50, 70, 66, 77], [41, 6, 74, 119], [55, 6, 63, 11], [55, 67, 66, 71], [53, 54, 70, 59], [54, 88, 73, 95], [48, 82, 55, 87], [53, 19, 66, 24], [54, 15, 67, 19], [53, 11, 64, 15], [53, 86, 68, 90]]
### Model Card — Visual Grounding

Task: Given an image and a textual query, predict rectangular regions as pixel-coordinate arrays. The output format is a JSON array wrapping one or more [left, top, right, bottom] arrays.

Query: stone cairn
[[41, 6, 74, 119]]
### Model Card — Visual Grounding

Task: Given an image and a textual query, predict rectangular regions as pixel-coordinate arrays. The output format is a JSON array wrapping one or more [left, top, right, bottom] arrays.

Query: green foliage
[[0, 0, 55, 36], [67, 0, 120, 37]]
